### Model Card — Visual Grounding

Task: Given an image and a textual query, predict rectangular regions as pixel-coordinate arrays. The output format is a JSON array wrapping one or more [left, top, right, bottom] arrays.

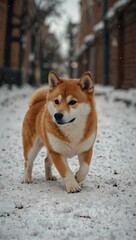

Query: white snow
[[77, 21, 104, 57], [95, 84, 136, 106], [95, 84, 114, 96], [93, 21, 104, 33], [105, 0, 132, 20], [76, 43, 87, 57], [0, 84, 136, 240], [84, 33, 95, 45], [105, 8, 115, 20], [114, 0, 132, 10]]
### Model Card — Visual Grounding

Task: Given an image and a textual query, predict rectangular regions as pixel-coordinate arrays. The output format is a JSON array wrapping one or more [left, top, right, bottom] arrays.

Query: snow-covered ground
[[0, 84, 136, 240]]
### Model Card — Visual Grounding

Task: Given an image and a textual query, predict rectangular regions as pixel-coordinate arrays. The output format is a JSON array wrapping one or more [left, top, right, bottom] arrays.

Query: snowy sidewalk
[[0, 85, 136, 240]]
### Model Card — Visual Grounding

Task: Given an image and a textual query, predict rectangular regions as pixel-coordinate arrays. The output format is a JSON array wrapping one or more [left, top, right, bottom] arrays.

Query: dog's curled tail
[[29, 87, 48, 108]]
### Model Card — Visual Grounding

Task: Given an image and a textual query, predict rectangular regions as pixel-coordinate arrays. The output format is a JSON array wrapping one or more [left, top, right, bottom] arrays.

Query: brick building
[[76, 0, 136, 89], [0, 0, 48, 87], [0, 0, 7, 80]]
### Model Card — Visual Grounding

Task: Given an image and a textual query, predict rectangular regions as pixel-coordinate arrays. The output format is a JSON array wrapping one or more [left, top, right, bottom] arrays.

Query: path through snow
[[0, 85, 136, 240]]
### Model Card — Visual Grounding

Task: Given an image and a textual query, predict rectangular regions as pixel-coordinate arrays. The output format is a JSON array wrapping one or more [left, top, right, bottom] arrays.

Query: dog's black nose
[[54, 112, 63, 121]]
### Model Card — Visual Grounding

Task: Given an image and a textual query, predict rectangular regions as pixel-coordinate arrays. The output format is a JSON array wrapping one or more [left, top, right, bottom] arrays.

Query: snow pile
[[112, 88, 136, 106], [105, 8, 115, 20], [93, 21, 104, 33], [114, 0, 132, 10], [0, 84, 34, 107], [0, 85, 136, 240], [95, 84, 136, 106], [105, 0, 132, 20], [95, 84, 114, 97], [77, 21, 104, 57], [84, 33, 95, 45]]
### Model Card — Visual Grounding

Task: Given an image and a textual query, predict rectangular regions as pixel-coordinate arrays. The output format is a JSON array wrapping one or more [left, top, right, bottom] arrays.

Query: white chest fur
[[47, 131, 96, 157]]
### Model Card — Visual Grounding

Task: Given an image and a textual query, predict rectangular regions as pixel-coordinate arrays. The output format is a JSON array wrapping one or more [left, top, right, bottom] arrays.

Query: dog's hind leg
[[44, 154, 57, 181], [23, 138, 42, 183]]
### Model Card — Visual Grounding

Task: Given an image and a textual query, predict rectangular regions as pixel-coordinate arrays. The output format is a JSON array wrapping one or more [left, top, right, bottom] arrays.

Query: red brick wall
[[89, 45, 95, 79], [109, 32, 119, 87], [82, 49, 90, 73], [94, 1, 103, 25], [77, 49, 89, 77], [10, 0, 23, 69], [77, 0, 136, 89], [0, 0, 7, 67], [108, 1, 136, 89], [108, 17, 120, 88], [122, 2, 136, 88], [79, 0, 94, 46], [10, 42, 20, 68]]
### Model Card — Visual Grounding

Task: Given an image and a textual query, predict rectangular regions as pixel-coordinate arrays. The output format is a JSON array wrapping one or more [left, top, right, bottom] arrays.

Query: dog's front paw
[[64, 172, 81, 193], [66, 181, 81, 193], [22, 178, 32, 184], [22, 174, 32, 184]]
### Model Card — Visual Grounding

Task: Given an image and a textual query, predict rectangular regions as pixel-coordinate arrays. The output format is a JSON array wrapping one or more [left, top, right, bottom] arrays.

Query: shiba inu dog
[[22, 71, 97, 193]]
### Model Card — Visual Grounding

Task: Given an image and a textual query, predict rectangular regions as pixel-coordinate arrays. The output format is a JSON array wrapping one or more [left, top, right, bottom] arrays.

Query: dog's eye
[[69, 100, 77, 105], [54, 99, 59, 104]]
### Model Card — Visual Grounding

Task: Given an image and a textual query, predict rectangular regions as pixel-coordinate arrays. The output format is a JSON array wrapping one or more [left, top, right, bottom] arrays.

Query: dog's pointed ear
[[48, 70, 61, 89], [80, 72, 94, 92]]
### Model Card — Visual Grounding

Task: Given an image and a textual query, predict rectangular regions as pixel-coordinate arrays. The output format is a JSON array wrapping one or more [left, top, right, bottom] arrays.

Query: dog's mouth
[[56, 118, 76, 125]]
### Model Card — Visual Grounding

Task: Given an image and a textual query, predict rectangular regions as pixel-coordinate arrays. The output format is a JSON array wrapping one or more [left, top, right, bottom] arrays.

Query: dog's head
[[47, 70, 95, 126]]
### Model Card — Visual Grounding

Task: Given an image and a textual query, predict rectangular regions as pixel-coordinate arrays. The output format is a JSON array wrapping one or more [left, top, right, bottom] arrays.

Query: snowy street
[[0, 85, 136, 240]]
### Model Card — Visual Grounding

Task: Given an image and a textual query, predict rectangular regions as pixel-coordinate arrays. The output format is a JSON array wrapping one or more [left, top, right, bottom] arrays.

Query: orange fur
[[28, 87, 48, 108], [22, 71, 97, 192]]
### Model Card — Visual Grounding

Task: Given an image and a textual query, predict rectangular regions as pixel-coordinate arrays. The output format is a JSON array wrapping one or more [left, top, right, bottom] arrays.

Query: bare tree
[[33, 0, 63, 27], [28, 0, 64, 85]]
